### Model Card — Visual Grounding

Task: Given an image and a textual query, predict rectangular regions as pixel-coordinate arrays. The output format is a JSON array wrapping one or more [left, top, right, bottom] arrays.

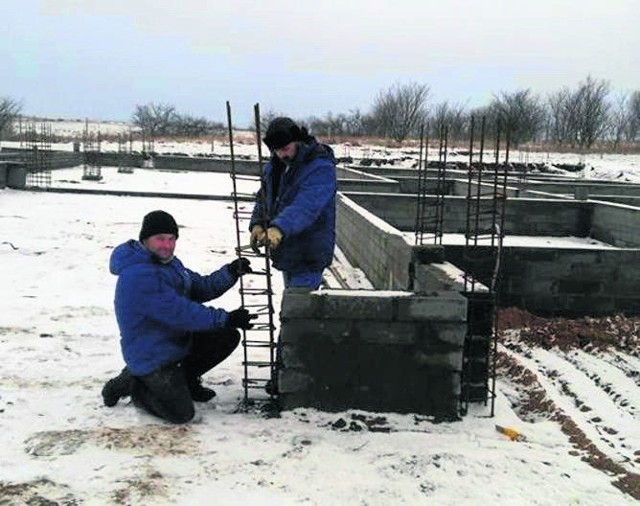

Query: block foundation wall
[[278, 289, 468, 418]]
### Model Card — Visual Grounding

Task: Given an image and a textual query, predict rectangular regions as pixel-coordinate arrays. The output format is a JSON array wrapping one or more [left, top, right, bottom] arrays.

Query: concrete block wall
[[336, 193, 413, 290], [152, 155, 260, 174], [338, 179, 400, 193], [450, 178, 521, 199], [446, 245, 640, 316], [278, 289, 468, 417], [590, 201, 640, 247], [97, 152, 144, 168], [6, 164, 27, 188], [522, 181, 640, 197], [344, 192, 590, 237], [396, 177, 456, 195], [336, 166, 389, 180], [44, 151, 84, 169], [0, 163, 8, 188]]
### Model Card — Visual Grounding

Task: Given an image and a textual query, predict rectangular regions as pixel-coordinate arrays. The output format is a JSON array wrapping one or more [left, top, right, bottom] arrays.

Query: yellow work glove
[[266, 227, 283, 249], [250, 225, 265, 253]]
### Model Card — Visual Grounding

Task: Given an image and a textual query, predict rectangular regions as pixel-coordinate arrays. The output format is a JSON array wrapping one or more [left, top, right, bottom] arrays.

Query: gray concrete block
[[419, 322, 467, 346], [7, 166, 26, 189], [396, 291, 467, 321], [281, 343, 306, 368], [280, 291, 319, 319], [414, 262, 467, 292], [280, 318, 352, 345], [319, 292, 396, 320], [355, 321, 418, 345], [412, 349, 463, 370], [279, 368, 312, 393]]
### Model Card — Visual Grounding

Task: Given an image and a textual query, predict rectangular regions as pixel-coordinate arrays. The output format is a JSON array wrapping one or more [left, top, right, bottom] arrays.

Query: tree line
[[2, 74, 640, 149], [301, 76, 640, 149]]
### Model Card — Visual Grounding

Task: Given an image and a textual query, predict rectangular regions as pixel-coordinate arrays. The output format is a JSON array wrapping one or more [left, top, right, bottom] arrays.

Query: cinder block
[[355, 321, 418, 345], [396, 291, 467, 321], [319, 292, 396, 320], [413, 349, 463, 370], [419, 322, 467, 346], [280, 291, 320, 319], [414, 262, 466, 292], [281, 343, 306, 368], [280, 318, 352, 345], [279, 368, 312, 393]]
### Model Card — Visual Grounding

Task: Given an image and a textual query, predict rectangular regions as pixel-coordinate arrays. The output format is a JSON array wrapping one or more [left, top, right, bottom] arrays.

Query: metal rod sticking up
[[226, 101, 277, 409]]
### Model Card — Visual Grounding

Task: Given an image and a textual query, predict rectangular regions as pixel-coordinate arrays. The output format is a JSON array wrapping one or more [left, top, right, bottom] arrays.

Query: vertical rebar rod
[[472, 117, 486, 250], [253, 103, 278, 398], [465, 116, 475, 293], [225, 101, 250, 403], [414, 123, 425, 245], [436, 125, 448, 245], [505, 128, 511, 165]]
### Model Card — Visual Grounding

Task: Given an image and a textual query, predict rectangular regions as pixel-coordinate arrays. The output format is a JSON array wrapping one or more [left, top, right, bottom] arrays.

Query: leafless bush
[[0, 96, 22, 139], [370, 82, 430, 142]]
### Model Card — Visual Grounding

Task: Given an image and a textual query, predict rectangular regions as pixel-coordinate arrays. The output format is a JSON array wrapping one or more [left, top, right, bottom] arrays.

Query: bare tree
[[0, 96, 22, 139], [607, 93, 630, 149], [171, 114, 224, 137], [547, 88, 573, 145], [489, 89, 545, 147], [627, 90, 640, 142], [371, 82, 430, 142], [430, 101, 469, 141], [342, 109, 369, 136], [570, 75, 610, 148], [132, 102, 177, 140], [307, 112, 348, 139]]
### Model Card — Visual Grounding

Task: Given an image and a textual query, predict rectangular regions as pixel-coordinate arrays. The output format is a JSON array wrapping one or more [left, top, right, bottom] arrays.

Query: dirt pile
[[498, 307, 640, 357]]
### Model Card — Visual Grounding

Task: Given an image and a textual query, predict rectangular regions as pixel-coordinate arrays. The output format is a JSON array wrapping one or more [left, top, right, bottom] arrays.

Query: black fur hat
[[139, 210, 179, 241], [263, 117, 305, 150]]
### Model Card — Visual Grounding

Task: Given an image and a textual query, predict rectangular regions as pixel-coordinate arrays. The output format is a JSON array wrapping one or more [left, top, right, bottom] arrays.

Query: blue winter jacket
[[109, 240, 236, 375], [250, 137, 337, 274]]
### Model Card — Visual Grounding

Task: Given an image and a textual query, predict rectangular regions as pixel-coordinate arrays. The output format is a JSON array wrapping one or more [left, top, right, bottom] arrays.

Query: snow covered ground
[[1, 171, 639, 505], [1, 124, 639, 504], [5, 117, 640, 183]]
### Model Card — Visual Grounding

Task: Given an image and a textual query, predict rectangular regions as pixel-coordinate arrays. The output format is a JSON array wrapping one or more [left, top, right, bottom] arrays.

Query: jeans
[[131, 328, 240, 423], [283, 271, 323, 290]]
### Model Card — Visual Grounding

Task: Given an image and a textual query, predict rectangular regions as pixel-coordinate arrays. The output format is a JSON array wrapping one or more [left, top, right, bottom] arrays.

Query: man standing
[[250, 117, 337, 290], [102, 210, 255, 423]]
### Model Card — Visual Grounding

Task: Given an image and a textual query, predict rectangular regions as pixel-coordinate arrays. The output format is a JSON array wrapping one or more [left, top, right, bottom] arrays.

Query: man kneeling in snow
[[101, 210, 255, 423]]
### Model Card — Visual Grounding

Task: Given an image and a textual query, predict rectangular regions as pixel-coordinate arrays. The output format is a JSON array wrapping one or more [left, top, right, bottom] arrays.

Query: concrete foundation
[[278, 289, 467, 417], [5, 147, 640, 414]]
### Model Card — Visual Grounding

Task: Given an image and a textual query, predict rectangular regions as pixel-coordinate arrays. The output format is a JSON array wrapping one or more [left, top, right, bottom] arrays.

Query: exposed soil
[[498, 307, 640, 357], [496, 307, 640, 500]]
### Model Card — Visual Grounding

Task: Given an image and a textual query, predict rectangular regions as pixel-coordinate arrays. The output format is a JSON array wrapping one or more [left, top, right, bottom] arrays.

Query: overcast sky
[[4, 0, 639, 127]]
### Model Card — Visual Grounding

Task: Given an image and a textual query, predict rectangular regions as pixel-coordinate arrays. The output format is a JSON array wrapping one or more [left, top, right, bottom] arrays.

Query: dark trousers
[[131, 328, 240, 423]]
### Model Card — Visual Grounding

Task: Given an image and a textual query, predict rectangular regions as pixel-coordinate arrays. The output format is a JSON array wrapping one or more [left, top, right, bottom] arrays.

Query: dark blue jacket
[[250, 137, 337, 274], [109, 240, 236, 375]]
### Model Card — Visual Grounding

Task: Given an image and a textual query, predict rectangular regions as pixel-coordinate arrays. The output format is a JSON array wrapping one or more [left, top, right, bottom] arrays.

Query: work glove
[[226, 308, 257, 330], [228, 257, 252, 278], [266, 226, 284, 249], [250, 225, 266, 254]]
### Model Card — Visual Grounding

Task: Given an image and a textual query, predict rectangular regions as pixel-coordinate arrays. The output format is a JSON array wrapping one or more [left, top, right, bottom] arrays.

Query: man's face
[[275, 141, 297, 163], [144, 233, 177, 261]]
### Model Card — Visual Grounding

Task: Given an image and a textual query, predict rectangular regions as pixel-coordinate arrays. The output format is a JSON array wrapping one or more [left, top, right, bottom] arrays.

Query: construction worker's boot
[[101, 368, 132, 407], [187, 376, 216, 403]]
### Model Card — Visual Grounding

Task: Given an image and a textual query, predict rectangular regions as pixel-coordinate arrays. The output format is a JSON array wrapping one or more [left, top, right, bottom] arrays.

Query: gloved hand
[[250, 225, 266, 254], [226, 308, 257, 330], [228, 257, 252, 278], [266, 226, 283, 249]]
